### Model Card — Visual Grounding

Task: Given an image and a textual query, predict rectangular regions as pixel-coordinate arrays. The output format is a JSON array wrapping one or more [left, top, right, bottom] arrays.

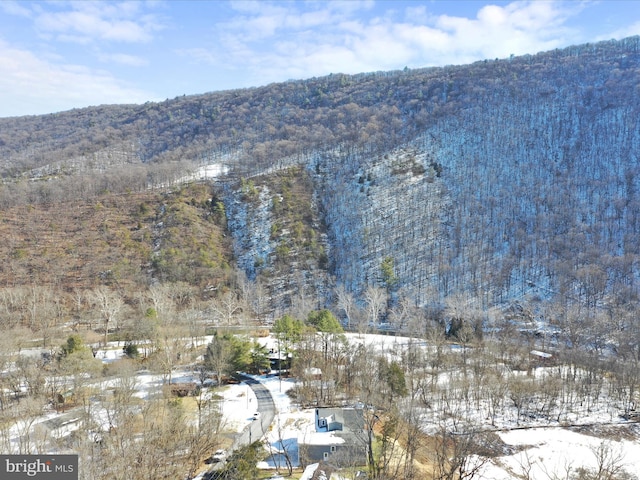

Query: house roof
[[530, 350, 552, 358], [301, 430, 347, 446], [299, 408, 366, 446], [316, 407, 364, 431]]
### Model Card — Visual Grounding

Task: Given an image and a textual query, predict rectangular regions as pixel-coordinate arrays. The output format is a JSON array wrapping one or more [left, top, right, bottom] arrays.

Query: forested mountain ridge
[[3, 36, 637, 186], [2, 36, 640, 324]]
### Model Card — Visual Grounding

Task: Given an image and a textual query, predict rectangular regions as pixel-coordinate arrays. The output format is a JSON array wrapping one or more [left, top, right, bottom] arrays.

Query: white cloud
[[1, 0, 636, 117], [433, 1, 578, 60], [598, 21, 640, 41], [0, 39, 152, 116], [99, 52, 148, 67], [0, 0, 31, 18], [33, 1, 164, 43], [404, 5, 430, 24], [202, 0, 583, 87]]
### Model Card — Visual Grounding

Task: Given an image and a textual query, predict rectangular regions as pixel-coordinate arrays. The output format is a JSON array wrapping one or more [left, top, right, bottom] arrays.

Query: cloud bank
[[0, 0, 636, 117]]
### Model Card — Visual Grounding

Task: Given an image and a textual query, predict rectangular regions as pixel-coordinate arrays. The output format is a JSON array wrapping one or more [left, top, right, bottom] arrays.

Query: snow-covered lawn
[[12, 335, 640, 479], [252, 374, 311, 471], [485, 425, 640, 479], [248, 334, 640, 479]]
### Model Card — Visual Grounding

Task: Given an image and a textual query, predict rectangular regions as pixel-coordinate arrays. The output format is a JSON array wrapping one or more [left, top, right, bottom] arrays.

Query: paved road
[[203, 374, 276, 478], [233, 374, 276, 448]]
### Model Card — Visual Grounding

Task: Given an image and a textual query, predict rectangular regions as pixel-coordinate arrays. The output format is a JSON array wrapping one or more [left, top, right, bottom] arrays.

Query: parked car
[[252, 412, 261, 420]]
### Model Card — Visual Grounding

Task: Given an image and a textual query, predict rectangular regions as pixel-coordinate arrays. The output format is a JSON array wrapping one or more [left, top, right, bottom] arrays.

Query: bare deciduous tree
[[335, 284, 358, 330], [211, 290, 243, 326], [89, 286, 124, 346], [365, 285, 387, 330], [431, 422, 494, 480]]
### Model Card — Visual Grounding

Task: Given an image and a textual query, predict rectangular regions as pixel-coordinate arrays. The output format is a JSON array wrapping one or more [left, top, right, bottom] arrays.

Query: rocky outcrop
[[224, 169, 332, 317]]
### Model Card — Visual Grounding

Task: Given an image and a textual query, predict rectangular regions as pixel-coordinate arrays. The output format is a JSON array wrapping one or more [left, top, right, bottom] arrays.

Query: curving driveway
[[232, 374, 276, 448], [204, 374, 276, 478]]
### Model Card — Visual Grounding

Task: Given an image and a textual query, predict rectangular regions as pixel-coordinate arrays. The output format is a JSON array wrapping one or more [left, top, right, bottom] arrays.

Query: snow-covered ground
[[484, 426, 640, 479], [96, 342, 262, 435], [10, 334, 640, 479], [185, 163, 229, 182], [250, 334, 640, 479], [252, 374, 310, 470], [151, 162, 229, 188], [120, 335, 640, 479]]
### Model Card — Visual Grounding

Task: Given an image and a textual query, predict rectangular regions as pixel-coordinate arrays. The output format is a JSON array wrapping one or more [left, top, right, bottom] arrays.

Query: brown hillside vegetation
[[230, 166, 331, 314], [0, 182, 233, 292]]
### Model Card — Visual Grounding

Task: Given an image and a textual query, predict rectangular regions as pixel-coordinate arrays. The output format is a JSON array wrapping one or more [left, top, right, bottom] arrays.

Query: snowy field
[[484, 426, 640, 479], [238, 372, 640, 479], [253, 334, 640, 479], [9, 334, 640, 479]]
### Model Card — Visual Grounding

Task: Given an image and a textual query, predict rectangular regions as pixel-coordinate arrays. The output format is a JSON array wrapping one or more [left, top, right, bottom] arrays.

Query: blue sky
[[1, 0, 639, 117]]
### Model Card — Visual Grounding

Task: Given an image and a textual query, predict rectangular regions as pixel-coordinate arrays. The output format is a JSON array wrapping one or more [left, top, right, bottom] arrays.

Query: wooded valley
[[2, 36, 640, 479]]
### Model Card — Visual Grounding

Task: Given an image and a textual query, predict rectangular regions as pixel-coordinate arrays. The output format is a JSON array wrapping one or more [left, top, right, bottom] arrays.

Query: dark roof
[[316, 407, 365, 432]]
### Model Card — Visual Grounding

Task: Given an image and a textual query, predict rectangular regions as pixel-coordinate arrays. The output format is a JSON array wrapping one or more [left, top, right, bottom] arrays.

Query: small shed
[[56, 390, 75, 405], [529, 350, 553, 366], [304, 367, 322, 380]]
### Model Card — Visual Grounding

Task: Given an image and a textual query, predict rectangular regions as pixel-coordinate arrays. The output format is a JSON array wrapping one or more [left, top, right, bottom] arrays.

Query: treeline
[[0, 160, 195, 208]]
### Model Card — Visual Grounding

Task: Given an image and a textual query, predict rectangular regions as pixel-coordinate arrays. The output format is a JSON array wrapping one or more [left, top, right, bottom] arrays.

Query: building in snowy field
[[529, 350, 554, 367], [299, 407, 367, 467]]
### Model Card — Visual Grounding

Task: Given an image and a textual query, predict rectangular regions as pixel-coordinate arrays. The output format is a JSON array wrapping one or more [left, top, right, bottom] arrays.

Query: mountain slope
[[0, 184, 232, 292], [2, 37, 640, 316]]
